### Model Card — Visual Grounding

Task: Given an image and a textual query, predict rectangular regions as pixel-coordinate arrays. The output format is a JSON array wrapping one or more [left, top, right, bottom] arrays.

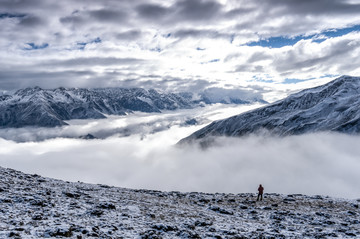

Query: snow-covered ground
[[1, 166, 359, 238]]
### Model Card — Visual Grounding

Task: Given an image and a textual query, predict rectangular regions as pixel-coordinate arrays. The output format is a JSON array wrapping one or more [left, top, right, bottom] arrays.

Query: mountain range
[[0, 87, 265, 128], [179, 76, 360, 144]]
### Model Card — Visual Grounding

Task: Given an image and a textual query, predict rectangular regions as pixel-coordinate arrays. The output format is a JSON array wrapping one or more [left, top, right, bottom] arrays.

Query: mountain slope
[[0, 87, 264, 128], [1, 166, 359, 238], [179, 76, 360, 144]]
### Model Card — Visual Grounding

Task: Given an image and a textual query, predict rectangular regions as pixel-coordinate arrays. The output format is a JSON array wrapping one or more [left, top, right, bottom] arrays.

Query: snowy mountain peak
[[0, 86, 264, 128], [179, 76, 360, 144]]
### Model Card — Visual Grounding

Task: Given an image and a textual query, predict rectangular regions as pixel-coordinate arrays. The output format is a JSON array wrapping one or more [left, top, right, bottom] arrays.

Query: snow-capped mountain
[[0, 87, 264, 128], [179, 76, 360, 144], [1, 166, 359, 238]]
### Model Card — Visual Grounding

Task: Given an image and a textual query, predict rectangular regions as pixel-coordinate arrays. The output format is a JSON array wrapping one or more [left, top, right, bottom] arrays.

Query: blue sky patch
[[0, 13, 26, 19], [150, 47, 162, 52], [283, 78, 306, 84], [208, 59, 220, 63], [201, 59, 220, 64], [247, 25, 360, 48], [24, 43, 49, 50], [251, 75, 275, 83], [77, 37, 102, 50]]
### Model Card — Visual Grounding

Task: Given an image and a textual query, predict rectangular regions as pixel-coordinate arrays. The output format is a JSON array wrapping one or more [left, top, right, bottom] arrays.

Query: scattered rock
[[283, 198, 296, 202], [89, 209, 104, 217], [63, 192, 81, 199], [347, 210, 356, 216], [8, 232, 21, 238], [140, 230, 162, 239], [239, 204, 248, 209], [209, 206, 234, 215], [97, 202, 116, 210], [44, 226, 73, 238], [198, 198, 210, 204], [32, 214, 44, 220], [194, 220, 213, 227], [152, 224, 178, 232]]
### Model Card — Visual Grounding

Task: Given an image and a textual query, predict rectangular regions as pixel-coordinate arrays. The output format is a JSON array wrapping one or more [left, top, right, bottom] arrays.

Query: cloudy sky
[[1, 0, 360, 99]]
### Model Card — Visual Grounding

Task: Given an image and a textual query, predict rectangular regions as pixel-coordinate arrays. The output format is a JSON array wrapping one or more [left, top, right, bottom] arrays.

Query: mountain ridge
[[0, 87, 265, 128], [179, 75, 360, 144]]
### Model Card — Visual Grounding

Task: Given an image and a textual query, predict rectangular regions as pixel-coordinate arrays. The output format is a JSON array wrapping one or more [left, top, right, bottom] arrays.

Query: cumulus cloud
[[0, 0, 360, 96]]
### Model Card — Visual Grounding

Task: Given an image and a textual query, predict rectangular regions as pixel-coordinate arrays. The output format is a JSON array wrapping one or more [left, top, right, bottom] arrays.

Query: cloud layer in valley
[[1, 0, 360, 101], [0, 105, 359, 199], [0, 104, 261, 142]]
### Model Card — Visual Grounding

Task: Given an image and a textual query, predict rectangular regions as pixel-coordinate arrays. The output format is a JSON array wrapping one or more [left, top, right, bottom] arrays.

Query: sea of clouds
[[0, 104, 359, 199]]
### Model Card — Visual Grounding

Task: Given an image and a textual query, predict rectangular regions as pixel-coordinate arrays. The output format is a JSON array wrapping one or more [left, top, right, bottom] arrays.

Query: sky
[[1, 0, 360, 199], [1, 105, 360, 199], [1, 0, 360, 101]]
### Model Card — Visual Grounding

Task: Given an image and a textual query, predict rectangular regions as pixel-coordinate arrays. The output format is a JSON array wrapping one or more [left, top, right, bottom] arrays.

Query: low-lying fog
[[0, 103, 359, 199]]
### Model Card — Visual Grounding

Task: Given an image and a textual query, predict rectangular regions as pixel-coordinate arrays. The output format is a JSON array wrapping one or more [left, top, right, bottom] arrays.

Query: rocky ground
[[0, 166, 359, 238]]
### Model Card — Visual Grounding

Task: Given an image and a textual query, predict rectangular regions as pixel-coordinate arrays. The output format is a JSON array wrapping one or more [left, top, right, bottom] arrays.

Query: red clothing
[[258, 185, 264, 194]]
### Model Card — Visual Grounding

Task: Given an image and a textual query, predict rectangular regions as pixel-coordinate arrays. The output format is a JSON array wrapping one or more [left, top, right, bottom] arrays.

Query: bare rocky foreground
[[0, 166, 359, 238]]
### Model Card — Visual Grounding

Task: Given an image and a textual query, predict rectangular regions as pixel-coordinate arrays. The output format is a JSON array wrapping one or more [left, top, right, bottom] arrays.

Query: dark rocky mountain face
[[179, 76, 360, 144], [0, 87, 263, 128]]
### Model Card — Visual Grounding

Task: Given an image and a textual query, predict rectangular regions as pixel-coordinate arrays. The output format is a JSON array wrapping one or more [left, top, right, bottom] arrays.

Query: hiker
[[257, 184, 264, 201]]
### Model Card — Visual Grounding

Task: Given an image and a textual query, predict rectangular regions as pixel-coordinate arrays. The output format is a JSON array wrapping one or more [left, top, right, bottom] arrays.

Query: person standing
[[257, 184, 264, 201]]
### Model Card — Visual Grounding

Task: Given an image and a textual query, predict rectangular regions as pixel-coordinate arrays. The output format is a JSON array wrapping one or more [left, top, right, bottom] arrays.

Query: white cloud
[[0, 105, 359, 199], [0, 0, 360, 95], [0, 104, 261, 142]]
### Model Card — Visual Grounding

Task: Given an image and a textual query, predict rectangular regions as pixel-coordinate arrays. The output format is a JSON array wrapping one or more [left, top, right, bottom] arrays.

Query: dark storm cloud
[[136, 3, 170, 20], [115, 30, 142, 41], [0, 66, 215, 92], [43, 57, 145, 68], [172, 29, 232, 39], [18, 15, 44, 27], [60, 8, 129, 28], [0, 69, 102, 90], [233, 0, 360, 37], [224, 7, 255, 18], [137, 78, 214, 93], [263, 0, 360, 16], [173, 0, 222, 22], [0, 13, 26, 19], [247, 52, 273, 63], [135, 0, 223, 25], [0, 0, 47, 10], [235, 64, 265, 73], [88, 9, 128, 23], [59, 15, 86, 26]]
